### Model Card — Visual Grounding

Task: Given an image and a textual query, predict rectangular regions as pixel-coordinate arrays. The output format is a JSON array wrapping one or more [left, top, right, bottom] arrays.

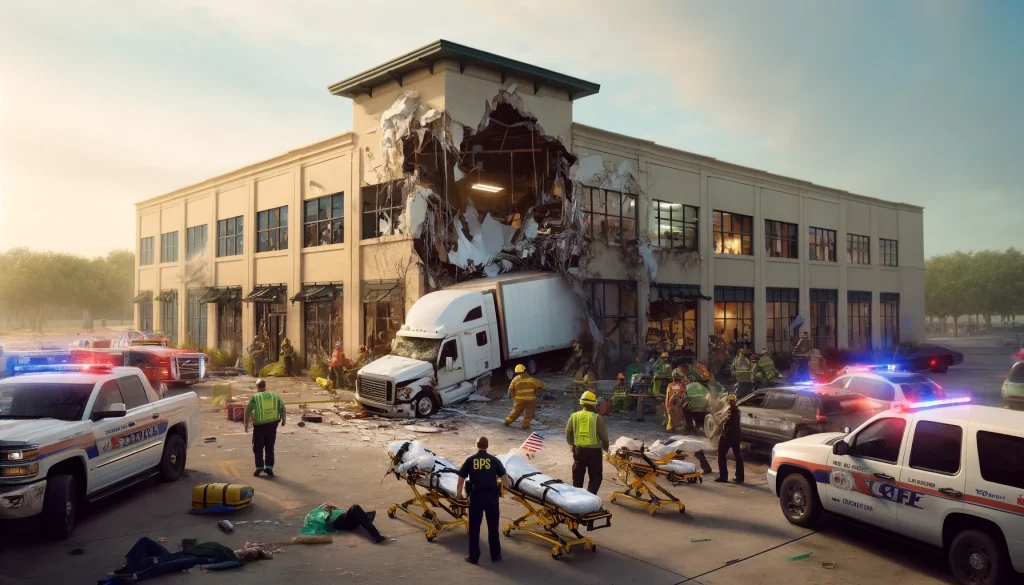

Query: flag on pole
[[520, 432, 545, 456]]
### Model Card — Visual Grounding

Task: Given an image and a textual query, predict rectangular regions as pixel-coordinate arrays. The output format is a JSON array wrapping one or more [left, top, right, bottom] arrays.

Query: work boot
[[521, 425, 531, 430], [714, 476, 729, 483], [465, 557, 478, 565], [253, 469, 263, 477], [504, 420, 512, 427], [373, 536, 387, 544], [264, 468, 275, 478]]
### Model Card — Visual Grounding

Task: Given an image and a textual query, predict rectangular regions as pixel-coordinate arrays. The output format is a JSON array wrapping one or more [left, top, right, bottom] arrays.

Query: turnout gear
[[505, 373, 546, 429], [611, 380, 631, 414], [651, 356, 672, 397], [731, 353, 754, 397], [281, 338, 296, 376], [562, 341, 584, 374], [753, 353, 780, 385]]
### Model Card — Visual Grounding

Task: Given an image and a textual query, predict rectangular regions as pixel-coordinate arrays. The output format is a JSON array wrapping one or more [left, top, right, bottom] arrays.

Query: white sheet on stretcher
[[611, 437, 699, 476], [388, 440, 461, 498], [498, 452, 603, 515]]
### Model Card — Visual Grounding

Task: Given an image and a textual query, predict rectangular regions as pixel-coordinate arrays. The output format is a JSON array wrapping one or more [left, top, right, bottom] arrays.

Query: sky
[[0, 0, 1021, 259]]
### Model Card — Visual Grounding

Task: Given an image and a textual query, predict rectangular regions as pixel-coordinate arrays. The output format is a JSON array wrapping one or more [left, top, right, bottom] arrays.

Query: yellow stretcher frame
[[502, 485, 612, 560], [386, 468, 469, 542], [605, 448, 702, 516]]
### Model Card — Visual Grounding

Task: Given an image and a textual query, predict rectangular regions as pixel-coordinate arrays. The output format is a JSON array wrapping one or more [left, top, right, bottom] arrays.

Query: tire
[[158, 433, 187, 482], [779, 473, 822, 528], [526, 359, 538, 375], [948, 529, 1008, 585], [505, 366, 516, 382], [413, 393, 439, 418], [704, 413, 720, 439], [41, 474, 78, 540]]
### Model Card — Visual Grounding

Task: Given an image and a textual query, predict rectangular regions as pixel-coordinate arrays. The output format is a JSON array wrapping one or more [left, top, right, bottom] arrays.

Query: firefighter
[[731, 352, 753, 399], [753, 349, 781, 387], [562, 339, 584, 374], [793, 331, 812, 382], [651, 352, 672, 398], [685, 369, 711, 434], [244, 379, 286, 477], [611, 373, 631, 414], [572, 363, 597, 400], [280, 338, 296, 376], [565, 391, 609, 495], [505, 364, 546, 429], [665, 366, 689, 432], [248, 336, 267, 376], [715, 394, 744, 484]]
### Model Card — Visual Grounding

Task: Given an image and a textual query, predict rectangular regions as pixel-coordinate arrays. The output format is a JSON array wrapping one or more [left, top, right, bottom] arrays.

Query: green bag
[[299, 506, 344, 535]]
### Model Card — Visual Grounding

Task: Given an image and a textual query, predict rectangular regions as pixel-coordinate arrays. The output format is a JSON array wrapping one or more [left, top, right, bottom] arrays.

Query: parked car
[[1002, 361, 1024, 411], [768, 399, 1023, 585], [726, 386, 879, 448], [828, 369, 947, 410], [887, 344, 964, 374]]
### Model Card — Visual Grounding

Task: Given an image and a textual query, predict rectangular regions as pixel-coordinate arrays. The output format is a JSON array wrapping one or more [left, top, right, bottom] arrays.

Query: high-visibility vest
[[510, 375, 541, 401], [732, 357, 752, 382], [757, 356, 779, 381], [570, 410, 601, 449], [685, 382, 709, 409], [251, 391, 282, 425], [612, 383, 628, 397]]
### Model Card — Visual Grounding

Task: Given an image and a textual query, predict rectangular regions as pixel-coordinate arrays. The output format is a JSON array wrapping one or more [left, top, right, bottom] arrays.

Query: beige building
[[134, 40, 925, 370]]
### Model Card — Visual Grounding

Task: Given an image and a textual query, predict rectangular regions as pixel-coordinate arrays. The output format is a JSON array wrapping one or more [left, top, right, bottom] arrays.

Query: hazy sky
[[1, 1, 1021, 258]]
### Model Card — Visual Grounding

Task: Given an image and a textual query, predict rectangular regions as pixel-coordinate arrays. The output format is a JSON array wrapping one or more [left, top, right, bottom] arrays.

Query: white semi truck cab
[[356, 273, 581, 418]]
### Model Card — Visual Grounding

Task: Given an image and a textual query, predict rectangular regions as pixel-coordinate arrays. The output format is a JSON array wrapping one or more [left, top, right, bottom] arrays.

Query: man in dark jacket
[[457, 436, 510, 565], [715, 394, 744, 484]]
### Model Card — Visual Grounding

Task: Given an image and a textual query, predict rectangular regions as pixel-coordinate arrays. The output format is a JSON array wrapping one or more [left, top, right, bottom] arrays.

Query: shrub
[[308, 362, 329, 382]]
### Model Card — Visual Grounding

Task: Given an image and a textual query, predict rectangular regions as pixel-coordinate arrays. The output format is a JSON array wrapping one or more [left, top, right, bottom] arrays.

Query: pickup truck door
[[435, 338, 467, 403], [897, 417, 966, 547], [822, 416, 909, 531], [114, 374, 163, 471], [88, 381, 152, 490]]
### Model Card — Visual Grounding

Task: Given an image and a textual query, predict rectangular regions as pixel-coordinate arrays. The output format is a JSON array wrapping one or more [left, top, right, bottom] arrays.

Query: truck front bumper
[[0, 479, 47, 519], [355, 394, 415, 419], [766, 468, 778, 497]]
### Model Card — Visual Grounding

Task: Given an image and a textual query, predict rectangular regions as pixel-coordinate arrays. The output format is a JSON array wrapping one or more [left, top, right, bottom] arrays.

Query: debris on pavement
[[691, 538, 711, 542], [822, 561, 836, 569], [217, 520, 234, 533], [203, 437, 217, 443], [302, 413, 324, 423], [787, 553, 812, 561]]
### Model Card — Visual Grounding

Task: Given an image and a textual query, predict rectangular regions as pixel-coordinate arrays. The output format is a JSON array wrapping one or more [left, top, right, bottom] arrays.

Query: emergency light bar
[[12, 364, 114, 375], [894, 396, 971, 411]]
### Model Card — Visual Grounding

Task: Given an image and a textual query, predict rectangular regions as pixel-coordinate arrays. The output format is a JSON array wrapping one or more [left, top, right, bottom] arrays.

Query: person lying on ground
[[321, 501, 387, 544]]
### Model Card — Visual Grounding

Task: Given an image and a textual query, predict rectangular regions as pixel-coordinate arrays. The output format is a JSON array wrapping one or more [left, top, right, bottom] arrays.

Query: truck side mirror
[[92, 402, 127, 421], [832, 440, 849, 456], [446, 357, 454, 372]]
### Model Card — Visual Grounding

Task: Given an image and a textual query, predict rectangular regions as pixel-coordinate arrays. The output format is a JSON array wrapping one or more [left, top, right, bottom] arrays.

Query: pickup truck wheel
[[949, 529, 1007, 585], [158, 434, 186, 482], [414, 394, 439, 418], [42, 474, 77, 540], [779, 473, 822, 528]]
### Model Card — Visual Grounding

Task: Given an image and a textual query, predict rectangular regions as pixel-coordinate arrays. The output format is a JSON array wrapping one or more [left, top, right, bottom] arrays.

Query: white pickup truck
[[0, 365, 200, 538]]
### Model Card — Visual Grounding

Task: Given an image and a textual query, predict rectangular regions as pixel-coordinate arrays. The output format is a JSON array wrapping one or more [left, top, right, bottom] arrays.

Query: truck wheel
[[42, 474, 78, 540], [704, 414, 720, 439], [949, 529, 1008, 585], [779, 473, 822, 528], [504, 366, 516, 381], [158, 434, 186, 482], [414, 393, 439, 418], [527, 359, 538, 375]]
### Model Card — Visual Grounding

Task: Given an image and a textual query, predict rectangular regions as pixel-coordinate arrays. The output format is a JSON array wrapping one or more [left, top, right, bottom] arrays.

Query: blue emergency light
[[11, 364, 114, 375], [895, 396, 971, 411]]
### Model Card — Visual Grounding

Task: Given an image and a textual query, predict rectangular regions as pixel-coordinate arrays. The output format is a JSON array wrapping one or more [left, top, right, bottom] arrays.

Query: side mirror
[[843, 426, 851, 434], [92, 402, 127, 421], [832, 440, 849, 456], [446, 357, 454, 372]]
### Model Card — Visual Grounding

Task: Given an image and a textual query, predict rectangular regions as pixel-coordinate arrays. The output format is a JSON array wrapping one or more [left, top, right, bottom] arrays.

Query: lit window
[[714, 286, 754, 345], [808, 227, 836, 262], [582, 187, 637, 245], [766, 288, 798, 353], [650, 200, 697, 251], [361, 182, 403, 240], [847, 234, 870, 265], [765, 220, 798, 259], [304, 193, 345, 247], [712, 211, 752, 255], [880, 239, 899, 267], [256, 206, 288, 252]]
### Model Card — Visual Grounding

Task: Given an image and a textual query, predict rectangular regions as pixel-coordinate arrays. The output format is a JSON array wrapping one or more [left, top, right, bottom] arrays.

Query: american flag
[[520, 432, 545, 456]]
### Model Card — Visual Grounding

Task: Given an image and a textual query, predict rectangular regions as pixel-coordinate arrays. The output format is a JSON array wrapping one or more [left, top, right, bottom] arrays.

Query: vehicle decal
[[99, 421, 168, 453], [38, 435, 97, 460], [974, 489, 1005, 501], [962, 494, 1024, 518]]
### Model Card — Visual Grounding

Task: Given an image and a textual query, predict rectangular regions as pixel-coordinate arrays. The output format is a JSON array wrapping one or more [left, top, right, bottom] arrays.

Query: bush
[[204, 348, 239, 369], [308, 362, 329, 382], [243, 355, 256, 376]]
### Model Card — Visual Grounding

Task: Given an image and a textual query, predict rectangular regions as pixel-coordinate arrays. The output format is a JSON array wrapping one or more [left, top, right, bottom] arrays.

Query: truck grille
[[174, 356, 203, 380], [358, 376, 390, 403]]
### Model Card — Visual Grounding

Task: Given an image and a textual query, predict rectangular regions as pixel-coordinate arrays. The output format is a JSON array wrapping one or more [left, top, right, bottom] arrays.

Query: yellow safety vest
[[571, 410, 600, 449], [251, 391, 282, 425], [510, 375, 541, 401]]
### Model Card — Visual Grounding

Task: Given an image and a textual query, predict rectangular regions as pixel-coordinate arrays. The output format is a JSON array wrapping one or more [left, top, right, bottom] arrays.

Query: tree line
[[0, 248, 135, 332], [925, 247, 1024, 333]]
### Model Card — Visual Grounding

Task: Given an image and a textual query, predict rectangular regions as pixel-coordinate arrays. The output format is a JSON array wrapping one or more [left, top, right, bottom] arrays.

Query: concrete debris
[[466, 395, 491, 402], [301, 414, 323, 423]]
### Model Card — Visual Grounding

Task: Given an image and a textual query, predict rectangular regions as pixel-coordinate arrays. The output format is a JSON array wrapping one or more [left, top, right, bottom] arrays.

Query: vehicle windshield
[[822, 395, 874, 415], [898, 382, 945, 402], [0, 383, 95, 421], [391, 336, 443, 363]]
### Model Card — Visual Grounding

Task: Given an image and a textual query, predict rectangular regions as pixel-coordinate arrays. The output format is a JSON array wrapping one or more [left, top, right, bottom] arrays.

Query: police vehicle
[[827, 365, 946, 410], [768, 398, 1024, 585], [0, 364, 199, 538]]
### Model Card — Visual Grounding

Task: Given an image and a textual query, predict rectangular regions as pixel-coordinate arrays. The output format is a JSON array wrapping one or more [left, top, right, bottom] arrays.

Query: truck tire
[[414, 393, 439, 418], [42, 474, 78, 540], [704, 413, 720, 440], [948, 529, 1008, 585], [779, 473, 822, 528], [158, 434, 186, 482], [527, 359, 538, 375]]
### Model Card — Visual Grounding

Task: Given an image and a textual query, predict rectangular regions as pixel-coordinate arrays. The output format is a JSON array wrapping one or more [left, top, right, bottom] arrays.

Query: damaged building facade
[[134, 40, 925, 372]]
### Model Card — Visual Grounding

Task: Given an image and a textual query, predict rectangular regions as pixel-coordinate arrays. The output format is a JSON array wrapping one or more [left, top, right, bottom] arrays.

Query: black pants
[[694, 449, 713, 474], [735, 381, 753, 399], [283, 356, 295, 376], [717, 432, 743, 481], [332, 504, 382, 540], [468, 492, 501, 562], [252, 422, 278, 470], [572, 447, 604, 494]]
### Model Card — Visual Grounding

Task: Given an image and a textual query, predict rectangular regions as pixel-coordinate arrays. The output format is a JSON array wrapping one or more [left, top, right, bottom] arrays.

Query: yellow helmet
[[617, 373, 625, 380], [660, 352, 669, 358], [727, 393, 737, 402], [514, 364, 526, 374], [579, 391, 597, 406]]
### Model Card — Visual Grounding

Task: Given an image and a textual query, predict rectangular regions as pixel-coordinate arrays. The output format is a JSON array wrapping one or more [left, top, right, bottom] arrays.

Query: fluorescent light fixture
[[471, 183, 504, 193]]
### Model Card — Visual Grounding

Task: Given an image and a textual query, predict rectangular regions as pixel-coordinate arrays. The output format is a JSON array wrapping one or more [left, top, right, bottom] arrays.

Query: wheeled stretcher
[[605, 437, 703, 516], [497, 454, 612, 560], [386, 441, 468, 542]]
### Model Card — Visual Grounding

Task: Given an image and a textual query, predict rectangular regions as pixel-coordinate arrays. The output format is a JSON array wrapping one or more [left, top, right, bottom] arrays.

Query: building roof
[[328, 39, 600, 100]]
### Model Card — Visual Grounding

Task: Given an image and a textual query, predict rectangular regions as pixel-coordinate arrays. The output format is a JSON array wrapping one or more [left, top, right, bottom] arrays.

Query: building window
[[648, 286, 700, 355], [881, 292, 900, 350], [217, 216, 244, 257], [880, 238, 899, 267], [712, 211, 753, 255], [581, 187, 637, 245], [765, 220, 798, 259], [140, 237, 155, 266], [186, 290, 207, 349], [650, 200, 697, 251], [186, 225, 208, 259], [160, 232, 179, 263], [848, 291, 872, 352], [304, 294, 343, 369], [361, 182, 403, 240], [586, 281, 639, 370], [363, 282, 404, 357], [160, 291, 178, 346], [809, 289, 838, 351], [217, 295, 242, 356], [808, 227, 836, 262], [847, 234, 870, 265], [304, 193, 345, 248], [139, 301, 153, 332], [714, 286, 754, 346], [256, 206, 288, 252], [765, 288, 798, 354]]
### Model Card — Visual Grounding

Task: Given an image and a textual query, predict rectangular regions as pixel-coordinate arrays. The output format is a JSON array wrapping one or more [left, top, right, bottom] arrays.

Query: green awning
[[363, 281, 401, 303], [244, 285, 287, 303], [198, 287, 242, 304], [290, 284, 342, 304], [131, 290, 153, 304], [653, 284, 711, 301], [156, 290, 177, 303]]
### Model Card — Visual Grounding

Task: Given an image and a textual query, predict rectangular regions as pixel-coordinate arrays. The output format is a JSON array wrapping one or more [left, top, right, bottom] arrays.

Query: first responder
[[565, 391, 609, 495], [753, 348, 780, 387], [708, 332, 727, 378], [572, 364, 597, 401], [793, 331, 812, 382], [244, 379, 286, 477], [651, 352, 672, 398], [684, 369, 711, 434], [281, 338, 296, 376], [665, 366, 689, 432], [328, 341, 348, 389], [457, 436, 510, 565], [505, 364, 546, 429], [715, 394, 743, 483], [730, 352, 753, 399], [611, 373, 631, 414], [562, 339, 584, 374], [248, 336, 267, 376]]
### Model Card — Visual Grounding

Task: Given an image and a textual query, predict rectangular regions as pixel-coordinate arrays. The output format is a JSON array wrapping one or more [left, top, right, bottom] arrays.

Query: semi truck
[[355, 272, 583, 418]]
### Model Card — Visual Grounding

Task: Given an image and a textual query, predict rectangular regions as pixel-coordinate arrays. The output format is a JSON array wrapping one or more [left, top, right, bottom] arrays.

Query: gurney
[[498, 453, 612, 560], [605, 437, 703, 516], [385, 441, 468, 542]]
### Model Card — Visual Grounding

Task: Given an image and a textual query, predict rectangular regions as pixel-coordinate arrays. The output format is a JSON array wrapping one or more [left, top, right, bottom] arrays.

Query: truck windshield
[[391, 337, 443, 363], [0, 383, 95, 421], [899, 382, 944, 402]]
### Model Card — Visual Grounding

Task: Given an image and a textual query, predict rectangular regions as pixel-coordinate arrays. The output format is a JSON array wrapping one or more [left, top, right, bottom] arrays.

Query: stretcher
[[605, 438, 703, 516], [385, 441, 468, 542], [498, 453, 612, 560]]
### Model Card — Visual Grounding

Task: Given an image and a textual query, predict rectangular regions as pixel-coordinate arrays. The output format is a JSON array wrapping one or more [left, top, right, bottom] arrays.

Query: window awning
[[131, 290, 153, 304], [156, 290, 177, 303], [198, 287, 243, 304], [363, 281, 402, 303], [652, 284, 711, 302], [290, 284, 342, 304], [244, 285, 287, 303]]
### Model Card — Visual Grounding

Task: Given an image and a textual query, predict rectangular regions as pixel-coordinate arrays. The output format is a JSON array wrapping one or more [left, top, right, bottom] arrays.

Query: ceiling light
[[471, 183, 504, 193]]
